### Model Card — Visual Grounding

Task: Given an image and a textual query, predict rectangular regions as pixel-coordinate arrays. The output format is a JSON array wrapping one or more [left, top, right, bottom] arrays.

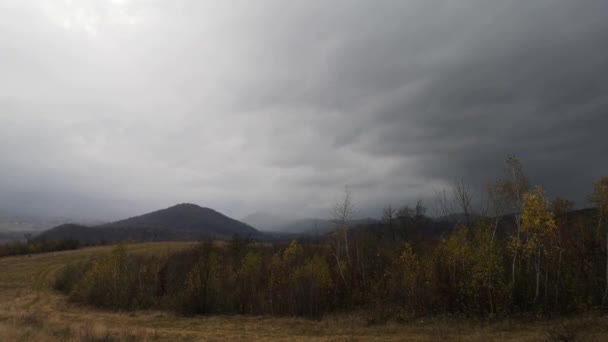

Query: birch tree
[[496, 155, 530, 288], [551, 197, 574, 308], [520, 186, 557, 304]]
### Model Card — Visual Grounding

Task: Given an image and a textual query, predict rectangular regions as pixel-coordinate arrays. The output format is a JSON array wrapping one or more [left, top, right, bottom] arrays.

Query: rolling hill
[[37, 203, 263, 243]]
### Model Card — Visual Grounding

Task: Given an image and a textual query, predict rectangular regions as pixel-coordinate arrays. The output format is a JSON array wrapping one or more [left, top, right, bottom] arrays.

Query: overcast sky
[[1, 0, 607, 222]]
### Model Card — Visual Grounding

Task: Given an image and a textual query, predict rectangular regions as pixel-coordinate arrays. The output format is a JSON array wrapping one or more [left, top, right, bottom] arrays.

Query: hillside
[[243, 212, 377, 235], [37, 203, 262, 243]]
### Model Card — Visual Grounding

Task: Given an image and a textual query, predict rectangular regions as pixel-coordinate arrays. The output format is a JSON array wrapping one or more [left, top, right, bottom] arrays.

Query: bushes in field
[[54, 260, 89, 294], [0, 239, 80, 257], [54, 240, 333, 318], [57, 245, 167, 310]]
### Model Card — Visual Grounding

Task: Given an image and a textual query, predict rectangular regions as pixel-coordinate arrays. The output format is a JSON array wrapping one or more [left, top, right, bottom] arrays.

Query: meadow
[[1, 242, 608, 341]]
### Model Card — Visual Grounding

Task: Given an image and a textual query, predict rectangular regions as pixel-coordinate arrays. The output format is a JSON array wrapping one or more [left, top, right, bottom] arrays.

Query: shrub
[[54, 260, 90, 294]]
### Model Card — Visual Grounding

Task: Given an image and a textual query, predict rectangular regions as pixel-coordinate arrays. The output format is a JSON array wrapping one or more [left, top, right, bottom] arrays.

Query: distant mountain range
[[241, 212, 293, 232], [35, 205, 381, 244], [241, 212, 332, 234], [37, 203, 262, 243], [27, 204, 603, 247], [242, 211, 376, 235]]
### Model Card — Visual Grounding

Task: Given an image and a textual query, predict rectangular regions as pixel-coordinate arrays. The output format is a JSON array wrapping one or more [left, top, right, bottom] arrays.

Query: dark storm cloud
[[238, 0, 608, 205], [355, 0, 608, 203], [0, 0, 607, 221]]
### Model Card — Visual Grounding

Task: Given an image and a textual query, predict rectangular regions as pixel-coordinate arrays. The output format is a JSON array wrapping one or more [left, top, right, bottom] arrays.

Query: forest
[[0, 238, 81, 257], [52, 156, 608, 322]]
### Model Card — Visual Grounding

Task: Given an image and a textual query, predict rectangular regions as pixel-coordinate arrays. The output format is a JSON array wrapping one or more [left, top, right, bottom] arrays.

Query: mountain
[[37, 203, 262, 243]]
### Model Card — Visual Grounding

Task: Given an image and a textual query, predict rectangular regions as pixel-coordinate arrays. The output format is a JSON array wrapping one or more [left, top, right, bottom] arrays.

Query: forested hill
[[36, 203, 263, 243], [347, 207, 598, 244], [33, 202, 600, 246]]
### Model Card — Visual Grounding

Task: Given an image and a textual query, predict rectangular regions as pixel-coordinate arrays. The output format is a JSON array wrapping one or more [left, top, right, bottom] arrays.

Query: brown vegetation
[[3, 242, 608, 341]]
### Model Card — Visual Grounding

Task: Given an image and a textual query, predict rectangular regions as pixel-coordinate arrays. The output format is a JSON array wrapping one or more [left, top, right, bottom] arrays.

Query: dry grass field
[[1, 242, 608, 341]]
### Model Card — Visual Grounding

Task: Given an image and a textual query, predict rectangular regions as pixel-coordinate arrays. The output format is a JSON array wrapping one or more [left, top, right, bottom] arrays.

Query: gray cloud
[[1, 0, 607, 221]]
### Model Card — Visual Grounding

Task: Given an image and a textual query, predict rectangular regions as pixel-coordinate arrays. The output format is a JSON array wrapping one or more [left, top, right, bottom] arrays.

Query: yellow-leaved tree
[[520, 185, 557, 304], [493, 155, 530, 290], [471, 221, 504, 315], [395, 242, 427, 311], [444, 226, 474, 309], [269, 240, 303, 314], [237, 251, 262, 314]]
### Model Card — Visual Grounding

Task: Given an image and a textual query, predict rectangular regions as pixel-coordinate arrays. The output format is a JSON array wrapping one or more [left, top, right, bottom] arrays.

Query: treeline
[[0, 238, 81, 257], [54, 240, 334, 318], [54, 156, 608, 320]]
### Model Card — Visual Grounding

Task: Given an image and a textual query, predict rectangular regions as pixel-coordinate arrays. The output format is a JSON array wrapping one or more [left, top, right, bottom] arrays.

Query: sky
[[1, 0, 607, 222]]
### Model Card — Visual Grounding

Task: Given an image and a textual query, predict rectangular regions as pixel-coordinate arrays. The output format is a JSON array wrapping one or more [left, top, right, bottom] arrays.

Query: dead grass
[[2, 242, 608, 341]]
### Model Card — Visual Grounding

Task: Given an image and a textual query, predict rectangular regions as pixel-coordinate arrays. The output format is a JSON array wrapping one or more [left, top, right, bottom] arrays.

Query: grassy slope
[[1, 242, 608, 341]]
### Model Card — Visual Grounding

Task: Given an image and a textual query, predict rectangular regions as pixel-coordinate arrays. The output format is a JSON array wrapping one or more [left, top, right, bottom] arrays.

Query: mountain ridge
[[37, 203, 262, 243]]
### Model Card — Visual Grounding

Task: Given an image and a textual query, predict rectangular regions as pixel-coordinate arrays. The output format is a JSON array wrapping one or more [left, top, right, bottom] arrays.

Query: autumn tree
[[470, 221, 505, 315], [591, 177, 608, 306], [269, 240, 304, 314], [383, 205, 397, 241], [433, 188, 455, 221], [520, 185, 557, 304], [486, 182, 509, 240], [71, 244, 131, 309], [184, 242, 219, 314], [551, 197, 574, 308], [492, 155, 530, 289], [394, 243, 427, 311], [236, 251, 262, 313], [333, 185, 356, 268], [330, 185, 358, 292], [292, 253, 333, 318], [453, 178, 473, 229], [442, 226, 475, 311]]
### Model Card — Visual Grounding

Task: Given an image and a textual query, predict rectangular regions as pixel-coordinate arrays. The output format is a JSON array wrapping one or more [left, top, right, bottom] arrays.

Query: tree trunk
[[512, 232, 519, 285], [488, 274, 494, 315], [512, 213, 521, 289], [333, 239, 347, 286], [534, 249, 541, 304], [603, 222, 608, 307], [545, 261, 549, 307], [269, 274, 274, 315], [597, 205, 603, 240], [357, 243, 366, 294], [343, 228, 352, 269], [555, 249, 562, 308]]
